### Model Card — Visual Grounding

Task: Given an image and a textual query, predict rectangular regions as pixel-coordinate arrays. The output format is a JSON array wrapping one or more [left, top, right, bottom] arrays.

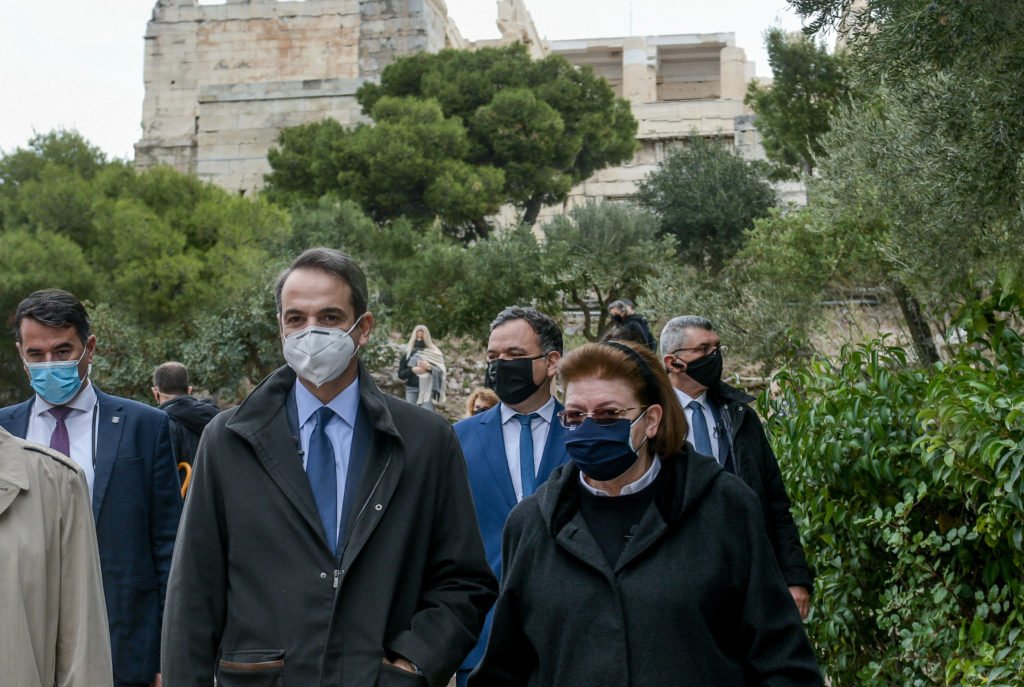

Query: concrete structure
[[136, 0, 784, 207], [136, 0, 467, 193], [541, 32, 756, 219]]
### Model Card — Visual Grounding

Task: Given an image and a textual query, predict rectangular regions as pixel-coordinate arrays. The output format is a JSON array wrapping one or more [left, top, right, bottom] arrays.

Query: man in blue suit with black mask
[[453, 306, 570, 687], [0, 289, 181, 687]]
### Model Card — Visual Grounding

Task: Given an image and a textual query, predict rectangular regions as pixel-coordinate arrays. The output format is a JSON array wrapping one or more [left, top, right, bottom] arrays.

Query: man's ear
[[544, 351, 561, 378], [663, 354, 685, 372]]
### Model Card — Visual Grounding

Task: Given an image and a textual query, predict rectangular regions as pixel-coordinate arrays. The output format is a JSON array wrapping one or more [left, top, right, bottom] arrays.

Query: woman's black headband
[[603, 341, 661, 405]]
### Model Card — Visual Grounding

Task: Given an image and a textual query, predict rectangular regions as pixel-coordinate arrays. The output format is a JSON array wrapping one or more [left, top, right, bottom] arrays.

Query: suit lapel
[[480, 406, 517, 510], [0, 399, 33, 438], [536, 400, 567, 484], [244, 401, 326, 546], [92, 389, 125, 520]]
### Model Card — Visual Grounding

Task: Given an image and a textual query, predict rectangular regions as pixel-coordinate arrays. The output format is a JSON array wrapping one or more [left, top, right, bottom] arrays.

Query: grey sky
[[0, 0, 804, 160]]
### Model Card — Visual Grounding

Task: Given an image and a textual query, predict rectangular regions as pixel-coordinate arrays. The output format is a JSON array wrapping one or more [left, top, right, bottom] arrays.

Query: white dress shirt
[[500, 396, 556, 502], [673, 387, 721, 464], [579, 455, 663, 497], [294, 377, 360, 545], [26, 382, 99, 495]]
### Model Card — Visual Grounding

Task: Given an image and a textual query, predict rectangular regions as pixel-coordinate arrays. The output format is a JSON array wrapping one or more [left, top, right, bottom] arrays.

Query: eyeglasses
[[557, 407, 646, 429], [672, 343, 727, 357]]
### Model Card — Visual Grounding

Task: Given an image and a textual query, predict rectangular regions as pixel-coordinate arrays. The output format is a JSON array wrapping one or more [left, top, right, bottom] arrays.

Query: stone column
[[622, 36, 657, 105], [719, 46, 747, 99]]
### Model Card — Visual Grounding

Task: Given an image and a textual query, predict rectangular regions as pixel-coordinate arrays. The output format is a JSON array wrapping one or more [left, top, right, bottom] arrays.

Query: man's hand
[[383, 657, 418, 673], [148, 673, 162, 687], [789, 585, 810, 620]]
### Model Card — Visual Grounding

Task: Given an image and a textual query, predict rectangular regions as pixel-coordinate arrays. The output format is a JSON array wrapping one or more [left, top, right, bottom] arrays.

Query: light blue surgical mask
[[23, 347, 89, 405]]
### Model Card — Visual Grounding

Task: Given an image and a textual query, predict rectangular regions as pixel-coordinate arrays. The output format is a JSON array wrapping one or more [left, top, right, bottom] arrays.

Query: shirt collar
[[294, 376, 360, 428], [674, 386, 707, 409], [500, 395, 556, 426], [579, 455, 663, 497], [33, 379, 97, 415]]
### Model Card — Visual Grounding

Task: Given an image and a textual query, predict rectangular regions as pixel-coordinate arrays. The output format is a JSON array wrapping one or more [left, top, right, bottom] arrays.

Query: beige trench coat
[[0, 428, 112, 687]]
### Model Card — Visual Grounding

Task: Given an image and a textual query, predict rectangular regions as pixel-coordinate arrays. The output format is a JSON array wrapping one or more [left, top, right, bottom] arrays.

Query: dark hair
[[659, 315, 715, 356], [14, 289, 91, 346], [489, 306, 563, 355], [559, 340, 687, 458], [153, 361, 190, 396], [274, 248, 368, 317], [600, 326, 646, 346]]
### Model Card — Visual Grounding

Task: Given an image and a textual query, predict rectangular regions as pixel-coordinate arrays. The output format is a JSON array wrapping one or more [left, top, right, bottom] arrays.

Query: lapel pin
[[111, 416, 120, 424]]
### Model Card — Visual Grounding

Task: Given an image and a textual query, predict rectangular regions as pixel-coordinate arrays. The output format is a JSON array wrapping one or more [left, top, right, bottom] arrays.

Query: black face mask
[[611, 313, 624, 324], [486, 355, 545, 406], [675, 347, 723, 388]]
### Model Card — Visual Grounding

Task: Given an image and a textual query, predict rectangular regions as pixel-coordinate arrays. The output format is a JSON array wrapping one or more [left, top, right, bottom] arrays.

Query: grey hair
[[490, 306, 563, 355], [274, 248, 368, 316], [608, 299, 629, 312], [659, 315, 715, 356]]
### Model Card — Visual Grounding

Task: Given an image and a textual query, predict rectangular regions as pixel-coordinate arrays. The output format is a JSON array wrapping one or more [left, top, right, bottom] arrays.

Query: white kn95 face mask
[[282, 314, 365, 388]]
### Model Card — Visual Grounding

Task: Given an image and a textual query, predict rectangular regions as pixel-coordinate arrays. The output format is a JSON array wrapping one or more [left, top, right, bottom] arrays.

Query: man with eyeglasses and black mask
[[660, 315, 814, 620], [453, 306, 570, 687]]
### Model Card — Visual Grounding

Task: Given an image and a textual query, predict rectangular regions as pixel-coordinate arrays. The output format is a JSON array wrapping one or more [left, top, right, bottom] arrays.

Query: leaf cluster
[[634, 134, 777, 274], [265, 43, 638, 236], [763, 294, 1024, 683], [0, 130, 290, 404], [744, 27, 851, 179]]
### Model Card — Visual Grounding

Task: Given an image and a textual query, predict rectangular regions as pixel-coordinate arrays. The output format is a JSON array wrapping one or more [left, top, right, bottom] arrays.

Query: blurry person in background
[[397, 324, 446, 411], [465, 388, 499, 418]]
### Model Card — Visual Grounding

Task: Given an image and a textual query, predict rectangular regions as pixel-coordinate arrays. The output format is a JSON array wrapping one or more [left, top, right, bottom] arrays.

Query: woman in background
[[397, 324, 446, 411], [465, 388, 499, 418], [470, 340, 822, 687]]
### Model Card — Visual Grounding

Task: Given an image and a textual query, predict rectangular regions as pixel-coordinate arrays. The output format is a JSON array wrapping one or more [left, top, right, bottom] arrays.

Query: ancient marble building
[[135, 0, 779, 206]]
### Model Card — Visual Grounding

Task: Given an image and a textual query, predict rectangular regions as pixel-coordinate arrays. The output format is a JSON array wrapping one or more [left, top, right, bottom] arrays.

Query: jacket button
[[320, 572, 327, 579], [374, 504, 382, 511]]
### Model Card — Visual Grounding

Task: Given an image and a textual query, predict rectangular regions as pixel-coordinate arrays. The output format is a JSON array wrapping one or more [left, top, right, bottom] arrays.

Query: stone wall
[[136, 0, 455, 193]]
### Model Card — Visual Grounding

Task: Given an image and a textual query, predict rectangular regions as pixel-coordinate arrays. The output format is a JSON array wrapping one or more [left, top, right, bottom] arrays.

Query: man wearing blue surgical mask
[[162, 248, 495, 687], [660, 315, 814, 620], [452, 306, 570, 687], [0, 289, 182, 687]]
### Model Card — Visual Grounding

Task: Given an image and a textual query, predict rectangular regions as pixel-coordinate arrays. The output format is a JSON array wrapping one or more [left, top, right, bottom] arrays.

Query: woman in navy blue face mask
[[469, 341, 823, 687]]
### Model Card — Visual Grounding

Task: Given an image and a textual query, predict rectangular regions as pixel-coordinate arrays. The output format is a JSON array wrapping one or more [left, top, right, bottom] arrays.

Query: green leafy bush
[[763, 293, 1024, 685]]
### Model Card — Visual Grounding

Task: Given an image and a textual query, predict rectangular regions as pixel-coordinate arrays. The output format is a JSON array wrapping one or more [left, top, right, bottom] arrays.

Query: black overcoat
[[161, 362, 497, 687], [470, 450, 822, 687], [713, 382, 814, 591]]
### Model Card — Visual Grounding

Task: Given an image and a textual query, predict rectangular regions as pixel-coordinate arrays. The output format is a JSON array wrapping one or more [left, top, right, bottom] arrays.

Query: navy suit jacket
[[0, 386, 182, 684], [454, 400, 570, 669]]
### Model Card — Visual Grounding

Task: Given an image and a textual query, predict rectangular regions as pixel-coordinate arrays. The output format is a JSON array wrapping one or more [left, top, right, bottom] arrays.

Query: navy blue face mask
[[563, 412, 648, 482]]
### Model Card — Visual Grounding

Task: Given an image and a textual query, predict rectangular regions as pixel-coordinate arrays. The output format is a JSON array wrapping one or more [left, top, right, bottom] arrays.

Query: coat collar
[[224, 361, 404, 564], [537, 445, 724, 540]]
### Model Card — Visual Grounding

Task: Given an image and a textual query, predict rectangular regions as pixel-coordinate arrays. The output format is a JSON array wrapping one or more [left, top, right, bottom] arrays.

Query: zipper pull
[[333, 569, 341, 589]]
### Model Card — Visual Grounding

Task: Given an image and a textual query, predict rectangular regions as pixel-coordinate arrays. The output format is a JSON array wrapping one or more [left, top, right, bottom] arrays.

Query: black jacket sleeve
[[397, 353, 418, 387], [752, 420, 814, 591]]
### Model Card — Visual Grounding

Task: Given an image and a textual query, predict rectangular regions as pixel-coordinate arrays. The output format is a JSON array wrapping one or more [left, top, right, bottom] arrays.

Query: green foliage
[[763, 293, 1024, 684], [543, 201, 676, 340], [266, 43, 638, 235], [634, 135, 777, 274], [0, 130, 290, 404], [744, 28, 850, 179], [789, 0, 1024, 304], [286, 197, 560, 342]]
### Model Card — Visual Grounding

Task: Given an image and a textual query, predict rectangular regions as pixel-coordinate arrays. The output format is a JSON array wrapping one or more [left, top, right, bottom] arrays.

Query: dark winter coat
[[619, 313, 657, 351], [161, 362, 497, 687], [712, 381, 814, 591], [469, 450, 822, 687], [158, 395, 220, 466]]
